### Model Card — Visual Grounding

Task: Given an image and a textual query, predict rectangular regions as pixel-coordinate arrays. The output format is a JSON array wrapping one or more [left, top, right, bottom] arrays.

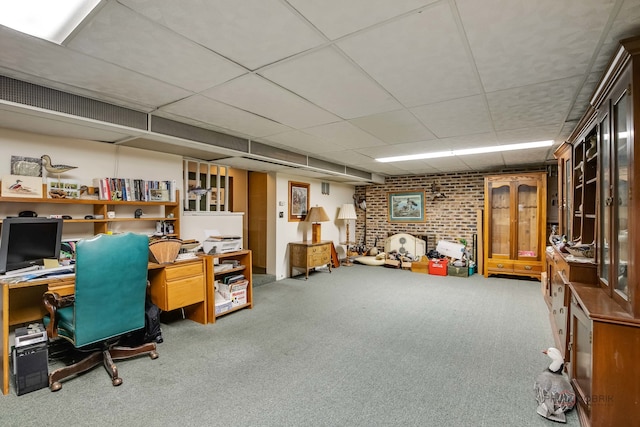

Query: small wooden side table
[[289, 241, 332, 279]]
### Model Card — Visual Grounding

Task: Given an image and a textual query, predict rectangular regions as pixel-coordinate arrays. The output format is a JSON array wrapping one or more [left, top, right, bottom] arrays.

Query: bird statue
[[534, 347, 576, 423], [40, 155, 77, 182]]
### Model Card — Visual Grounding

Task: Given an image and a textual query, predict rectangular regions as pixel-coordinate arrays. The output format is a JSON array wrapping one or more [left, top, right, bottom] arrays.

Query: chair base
[[49, 342, 158, 392]]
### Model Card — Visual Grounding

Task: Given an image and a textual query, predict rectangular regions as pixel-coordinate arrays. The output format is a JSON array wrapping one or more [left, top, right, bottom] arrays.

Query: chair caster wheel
[[50, 382, 62, 392], [112, 377, 123, 387], [150, 351, 159, 360]]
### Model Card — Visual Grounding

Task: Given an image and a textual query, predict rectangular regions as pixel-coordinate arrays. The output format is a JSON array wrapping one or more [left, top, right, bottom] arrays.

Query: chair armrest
[[43, 291, 75, 339]]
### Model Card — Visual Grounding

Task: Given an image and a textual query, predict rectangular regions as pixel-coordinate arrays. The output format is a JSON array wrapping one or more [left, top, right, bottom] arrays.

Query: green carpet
[[3, 265, 578, 426]]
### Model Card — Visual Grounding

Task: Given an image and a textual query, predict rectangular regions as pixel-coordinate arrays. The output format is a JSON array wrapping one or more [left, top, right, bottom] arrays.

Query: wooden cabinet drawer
[[165, 262, 203, 281], [486, 260, 514, 272], [310, 245, 329, 255], [308, 253, 329, 267], [513, 262, 542, 275], [165, 275, 205, 311]]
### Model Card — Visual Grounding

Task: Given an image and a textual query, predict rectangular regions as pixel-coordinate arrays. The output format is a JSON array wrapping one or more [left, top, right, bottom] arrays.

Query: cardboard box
[[448, 265, 469, 277], [411, 256, 429, 274], [428, 259, 447, 276], [214, 292, 232, 315], [218, 279, 248, 306]]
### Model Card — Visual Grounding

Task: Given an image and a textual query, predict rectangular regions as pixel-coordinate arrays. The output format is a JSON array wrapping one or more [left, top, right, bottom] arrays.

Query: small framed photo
[[11, 156, 42, 177], [2, 175, 43, 198], [388, 191, 426, 222], [47, 178, 80, 199], [288, 181, 309, 221]]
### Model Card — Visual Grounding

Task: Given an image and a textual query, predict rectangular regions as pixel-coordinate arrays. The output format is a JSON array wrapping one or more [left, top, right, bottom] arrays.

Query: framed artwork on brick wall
[[388, 191, 425, 222]]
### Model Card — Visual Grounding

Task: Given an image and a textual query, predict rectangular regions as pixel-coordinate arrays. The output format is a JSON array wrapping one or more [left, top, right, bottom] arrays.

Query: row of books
[[92, 178, 176, 202]]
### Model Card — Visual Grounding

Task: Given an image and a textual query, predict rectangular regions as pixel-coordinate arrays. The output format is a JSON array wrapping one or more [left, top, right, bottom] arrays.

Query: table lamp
[[337, 203, 357, 266], [306, 206, 330, 243]]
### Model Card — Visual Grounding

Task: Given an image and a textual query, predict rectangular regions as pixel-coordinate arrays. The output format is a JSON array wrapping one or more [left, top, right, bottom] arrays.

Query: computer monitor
[[0, 217, 63, 274]]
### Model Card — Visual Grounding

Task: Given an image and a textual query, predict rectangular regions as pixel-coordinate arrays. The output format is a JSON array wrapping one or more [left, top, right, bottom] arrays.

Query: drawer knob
[[524, 265, 532, 270], [497, 263, 504, 268]]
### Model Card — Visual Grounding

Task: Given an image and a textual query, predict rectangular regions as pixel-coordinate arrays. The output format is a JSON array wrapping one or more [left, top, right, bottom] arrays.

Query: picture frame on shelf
[[10, 156, 42, 177], [1, 175, 43, 198], [388, 191, 426, 222], [288, 181, 309, 222], [47, 178, 80, 199]]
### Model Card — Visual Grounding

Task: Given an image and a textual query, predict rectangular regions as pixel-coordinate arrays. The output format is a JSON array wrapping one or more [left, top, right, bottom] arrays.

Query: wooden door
[[248, 172, 268, 273]]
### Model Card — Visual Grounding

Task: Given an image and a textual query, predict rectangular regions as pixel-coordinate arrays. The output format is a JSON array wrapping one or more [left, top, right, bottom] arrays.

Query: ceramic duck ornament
[[534, 347, 576, 423]]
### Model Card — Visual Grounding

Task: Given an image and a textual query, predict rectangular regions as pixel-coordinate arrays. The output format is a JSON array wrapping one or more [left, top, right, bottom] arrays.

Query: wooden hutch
[[546, 36, 640, 426]]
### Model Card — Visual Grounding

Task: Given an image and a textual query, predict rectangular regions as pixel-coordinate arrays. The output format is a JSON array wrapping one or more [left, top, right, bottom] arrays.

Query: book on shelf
[[92, 178, 175, 202]]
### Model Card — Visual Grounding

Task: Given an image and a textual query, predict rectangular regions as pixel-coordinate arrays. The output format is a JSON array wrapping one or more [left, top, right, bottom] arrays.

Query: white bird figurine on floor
[[41, 154, 77, 176], [534, 347, 576, 423]]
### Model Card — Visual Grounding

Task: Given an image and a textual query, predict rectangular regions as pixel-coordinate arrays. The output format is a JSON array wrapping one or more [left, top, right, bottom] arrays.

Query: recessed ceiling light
[[375, 140, 554, 163], [0, 0, 101, 44]]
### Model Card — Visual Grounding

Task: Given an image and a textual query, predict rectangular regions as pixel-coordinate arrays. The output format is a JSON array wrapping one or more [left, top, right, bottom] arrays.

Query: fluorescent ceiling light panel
[[0, 0, 101, 44], [376, 140, 553, 163]]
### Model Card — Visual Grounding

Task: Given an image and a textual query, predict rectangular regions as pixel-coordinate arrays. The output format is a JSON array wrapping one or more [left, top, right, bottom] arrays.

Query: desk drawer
[[165, 261, 204, 281], [166, 275, 205, 311]]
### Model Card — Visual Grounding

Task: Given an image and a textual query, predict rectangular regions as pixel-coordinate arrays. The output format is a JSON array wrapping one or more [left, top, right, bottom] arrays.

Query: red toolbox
[[428, 259, 447, 276]]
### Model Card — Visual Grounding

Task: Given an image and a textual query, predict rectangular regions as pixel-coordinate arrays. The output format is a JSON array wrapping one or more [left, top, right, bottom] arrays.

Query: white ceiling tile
[[261, 47, 401, 119], [120, 0, 325, 70], [457, 0, 615, 92], [487, 77, 582, 131], [354, 140, 443, 159], [349, 109, 436, 143], [159, 95, 291, 138], [67, 2, 246, 92], [287, 0, 438, 40], [304, 120, 387, 149], [258, 130, 343, 154], [0, 27, 190, 110], [201, 74, 340, 129], [423, 156, 472, 172], [496, 125, 562, 144], [337, 2, 481, 107], [501, 146, 552, 164], [411, 95, 492, 138]]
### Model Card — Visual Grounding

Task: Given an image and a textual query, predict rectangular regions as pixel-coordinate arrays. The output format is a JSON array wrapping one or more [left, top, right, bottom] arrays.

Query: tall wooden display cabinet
[[546, 36, 640, 427], [483, 172, 547, 280]]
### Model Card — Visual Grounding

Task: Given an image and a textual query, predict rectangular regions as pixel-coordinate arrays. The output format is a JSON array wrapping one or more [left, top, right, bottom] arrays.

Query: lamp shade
[[337, 203, 357, 221], [306, 206, 330, 223]]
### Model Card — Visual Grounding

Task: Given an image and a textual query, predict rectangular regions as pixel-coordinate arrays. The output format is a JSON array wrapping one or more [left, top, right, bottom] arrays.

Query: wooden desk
[[289, 241, 332, 279], [0, 257, 207, 396]]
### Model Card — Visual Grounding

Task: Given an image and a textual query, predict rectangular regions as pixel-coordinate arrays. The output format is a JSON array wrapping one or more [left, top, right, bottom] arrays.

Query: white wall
[[273, 173, 355, 280], [0, 128, 244, 241]]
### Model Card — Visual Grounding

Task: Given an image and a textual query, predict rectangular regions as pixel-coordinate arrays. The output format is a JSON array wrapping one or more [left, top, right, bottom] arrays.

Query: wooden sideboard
[[289, 241, 332, 279]]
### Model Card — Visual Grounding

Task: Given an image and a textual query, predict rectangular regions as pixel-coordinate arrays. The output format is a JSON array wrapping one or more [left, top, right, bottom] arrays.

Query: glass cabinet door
[[489, 183, 511, 257], [516, 182, 539, 258], [598, 110, 611, 290], [564, 157, 572, 239], [614, 90, 629, 299]]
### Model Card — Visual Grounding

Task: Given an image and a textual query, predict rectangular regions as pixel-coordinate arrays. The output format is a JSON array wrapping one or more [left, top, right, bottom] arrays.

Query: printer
[[203, 235, 242, 254]]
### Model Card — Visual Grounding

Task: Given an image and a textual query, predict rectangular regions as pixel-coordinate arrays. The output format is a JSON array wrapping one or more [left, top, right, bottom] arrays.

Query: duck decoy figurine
[[189, 186, 210, 197], [41, 154, 77, 177], [534, 347, 576, 423]]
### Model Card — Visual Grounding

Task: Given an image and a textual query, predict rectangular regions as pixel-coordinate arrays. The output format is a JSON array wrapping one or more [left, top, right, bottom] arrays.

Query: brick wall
[[353, 167, 547, 255]]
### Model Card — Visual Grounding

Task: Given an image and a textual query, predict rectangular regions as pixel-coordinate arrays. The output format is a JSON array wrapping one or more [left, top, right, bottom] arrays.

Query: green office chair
[[43, 232, 159, 392]]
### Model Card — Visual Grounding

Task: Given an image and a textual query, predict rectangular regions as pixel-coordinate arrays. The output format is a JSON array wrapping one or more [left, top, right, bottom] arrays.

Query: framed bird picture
[[388, 191, 426, 222], [1, 175, 43, 198]]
